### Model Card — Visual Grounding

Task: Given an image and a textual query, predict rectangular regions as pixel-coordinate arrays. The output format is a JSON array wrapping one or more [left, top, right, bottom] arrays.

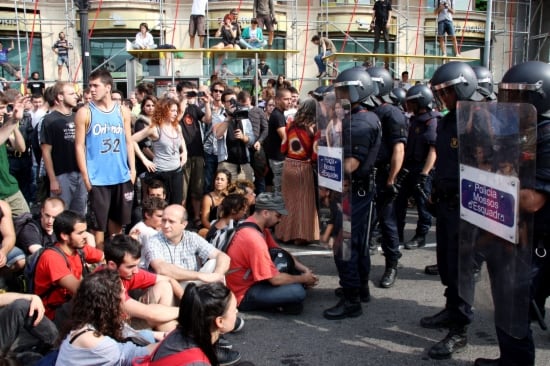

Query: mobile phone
[[6, 104, 13, 113], [198, 91, 206, 97]]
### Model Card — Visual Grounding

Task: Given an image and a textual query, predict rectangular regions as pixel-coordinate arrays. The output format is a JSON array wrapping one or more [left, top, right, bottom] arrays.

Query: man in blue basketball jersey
[[75, 69, 135, 249]]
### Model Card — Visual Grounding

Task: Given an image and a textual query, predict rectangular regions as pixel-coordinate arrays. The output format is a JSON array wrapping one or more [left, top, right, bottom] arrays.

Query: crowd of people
[[0, 51, 547, 366]]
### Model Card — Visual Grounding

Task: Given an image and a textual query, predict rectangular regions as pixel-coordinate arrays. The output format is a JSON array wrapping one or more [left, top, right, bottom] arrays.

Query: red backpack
[[132, 346, 210, 366]]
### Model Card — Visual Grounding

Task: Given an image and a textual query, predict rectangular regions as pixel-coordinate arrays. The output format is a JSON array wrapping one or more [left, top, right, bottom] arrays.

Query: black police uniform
[[372, 103, 407, 264], [433, 108, 473, 327], [334, 105, 381, 292], [396, 110, 440, 242]]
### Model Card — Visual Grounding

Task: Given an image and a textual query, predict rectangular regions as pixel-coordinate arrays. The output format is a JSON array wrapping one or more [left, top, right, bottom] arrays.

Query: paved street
[[228, 211, 550, 366]]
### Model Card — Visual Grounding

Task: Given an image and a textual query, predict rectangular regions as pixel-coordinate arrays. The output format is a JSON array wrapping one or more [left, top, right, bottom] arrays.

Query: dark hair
[[292, 98, 317, 130], [62, 269, 124, 343], [139, 95, 157, 116], [250, 18, 258, 24], [221, 89, 236, 104], [210, 81, 226, 93], [111, 89, 124, 98], [176, 80, 196, 93], [178, 282, 232, 365], [311, 35, 320, 42], [44, 86, 56, 107], [147, 179, 166, 194], [53, 81, 68, 102], [219, 193, 248, 218], [53, 210, 86, 240], [214, 168, 232, 186], [136, 82, 154, 96], [89, 69, 113, 89], [237, 90, 250, 103], [276, 88, 290, 99], [139, 22, 149, 31], [142, 196, 168, 220], [104, 234, 142, 266]]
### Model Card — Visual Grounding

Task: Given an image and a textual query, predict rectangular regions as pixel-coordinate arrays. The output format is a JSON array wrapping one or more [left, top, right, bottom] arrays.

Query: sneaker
[[216, 346, 241, 366], [231, 316, 245, 333], [217, 335, 232, 349]]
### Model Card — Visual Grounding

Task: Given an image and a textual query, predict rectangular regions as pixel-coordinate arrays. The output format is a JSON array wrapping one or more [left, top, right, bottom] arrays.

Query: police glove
[[416, 174, 430, 201]]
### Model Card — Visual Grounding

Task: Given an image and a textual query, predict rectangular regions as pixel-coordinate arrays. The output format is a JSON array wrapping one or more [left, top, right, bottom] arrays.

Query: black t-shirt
[[40, 110, 79, 175], [373, 0, 392, 25], [134, 116, 153, 176], [265, 107, 286, 161], [17, 219, 56, 255], [27, 81, 45, 96], [180, 104, 205, 157]]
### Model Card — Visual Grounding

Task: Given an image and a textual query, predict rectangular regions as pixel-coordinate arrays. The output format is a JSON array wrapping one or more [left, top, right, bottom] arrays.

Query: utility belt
[[534, 232, 550, 258], [352, 168, 377, 196]]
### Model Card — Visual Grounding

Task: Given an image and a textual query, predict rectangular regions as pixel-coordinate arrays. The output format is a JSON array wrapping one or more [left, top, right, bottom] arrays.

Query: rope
[[456, 0, 473, 53], [410, 0, 422, 78], [298, 0, 311, 92], [508, 1, 513, 68], [72, 0, 103, 84], [23, 0, 40, 88]]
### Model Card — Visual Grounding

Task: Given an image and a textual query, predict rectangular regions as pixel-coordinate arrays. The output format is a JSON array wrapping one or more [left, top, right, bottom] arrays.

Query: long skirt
[[275, 158, 320, 242]]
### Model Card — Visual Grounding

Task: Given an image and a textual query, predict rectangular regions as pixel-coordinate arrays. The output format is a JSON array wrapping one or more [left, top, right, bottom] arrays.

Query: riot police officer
[[323, 66, 381, 320], [472, 65, 497, 101], [419, 61, 481, 360], [396, 84, 440, 250], [389, 87, 407, 112], [472, 61, 550, 366], [366, 66, 408, 288]]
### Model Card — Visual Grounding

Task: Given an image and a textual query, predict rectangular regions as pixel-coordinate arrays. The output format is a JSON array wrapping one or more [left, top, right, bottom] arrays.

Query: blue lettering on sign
[[318, 155, 342, 182], [461, 179, 515, 227]]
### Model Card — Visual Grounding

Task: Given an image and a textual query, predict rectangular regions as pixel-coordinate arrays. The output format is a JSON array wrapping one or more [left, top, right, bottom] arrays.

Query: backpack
[[206, 221, 261, 253], [132, 346, 209, 366], [23, 246, 88, 295]]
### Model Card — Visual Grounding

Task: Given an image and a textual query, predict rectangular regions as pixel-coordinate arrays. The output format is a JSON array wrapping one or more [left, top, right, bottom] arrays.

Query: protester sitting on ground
[[104, 234, 182, 332], [132, 97, 187, 205], [146, 179, 167, 200], [0, 288, 58, 364], [212, 14, 241, 50], [199, 169, 232, 236], [56, 269, 155, 366], [33, 210, 104, 321], [129, 196, 167, 255], [225, 192, 318, 314], [228, 180, 256, 216], [205, 193, 249, 250], [143, 204, 230, 286], [0, 201, 25, 276], [146, 282, 243, 366]]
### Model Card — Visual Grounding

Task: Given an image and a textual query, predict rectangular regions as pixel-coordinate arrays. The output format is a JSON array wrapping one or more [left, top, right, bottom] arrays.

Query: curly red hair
[[151, 97, 180, 128]]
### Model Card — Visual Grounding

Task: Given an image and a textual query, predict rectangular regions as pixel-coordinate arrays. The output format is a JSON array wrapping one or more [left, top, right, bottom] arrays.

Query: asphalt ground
[[227, 210, 550, 366]]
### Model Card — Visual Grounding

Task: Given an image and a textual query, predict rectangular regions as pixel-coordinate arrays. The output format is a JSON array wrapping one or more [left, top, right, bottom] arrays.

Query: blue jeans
[[238, 282, 306, 312], [203, 152, 218, 194], [239, 39, 267, 50], [314, 51, 332, 73], [0, 299, 58, 353]]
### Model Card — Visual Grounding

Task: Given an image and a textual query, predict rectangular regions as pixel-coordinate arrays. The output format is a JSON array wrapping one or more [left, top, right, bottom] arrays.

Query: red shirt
[[225, 217, 279, 305], [121, 269, 157, 301], [34, 244, 104, 319]]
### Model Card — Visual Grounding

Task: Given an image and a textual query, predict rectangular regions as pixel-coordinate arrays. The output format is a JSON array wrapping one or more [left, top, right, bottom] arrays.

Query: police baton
[[382, 168, 409, 208], [363, 168, 377, 257]]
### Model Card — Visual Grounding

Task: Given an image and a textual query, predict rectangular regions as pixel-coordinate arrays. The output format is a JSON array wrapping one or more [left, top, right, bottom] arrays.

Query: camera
[[6, 104, 13, 113], [227, 99, 249, 119], [198, 91, 206, 98], [186, 91, 198, 98]]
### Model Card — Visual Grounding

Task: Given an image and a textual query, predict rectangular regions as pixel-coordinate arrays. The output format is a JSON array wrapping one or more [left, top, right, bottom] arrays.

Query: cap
[[255, 192, 288, 215]]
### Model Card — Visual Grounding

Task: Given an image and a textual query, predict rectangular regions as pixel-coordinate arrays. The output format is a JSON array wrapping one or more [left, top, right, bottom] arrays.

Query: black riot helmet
[[430, 61, 482, 101], [472, 65, 496, 100], [366, 66, 394, 103], [406, 84, 434, 112], [389, 87, 407, 108], [333, 66, 377, 104], [498, 61, 550, 119]]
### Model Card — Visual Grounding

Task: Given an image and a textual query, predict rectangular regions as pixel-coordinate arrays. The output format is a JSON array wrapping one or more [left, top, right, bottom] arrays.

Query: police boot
[[379, 259, 398, 288], [323, 288, 362, 320], [428, 325, 468, 360]]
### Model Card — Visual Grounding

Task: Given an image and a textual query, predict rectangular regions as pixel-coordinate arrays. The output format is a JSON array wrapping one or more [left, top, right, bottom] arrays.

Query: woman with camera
[[132, 97, 187, 205], [212, 14, 241, 50]]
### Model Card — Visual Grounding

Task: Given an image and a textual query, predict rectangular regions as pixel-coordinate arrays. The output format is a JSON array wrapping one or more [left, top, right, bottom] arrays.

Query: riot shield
[[317, 96, 352, 260], [457, 101, 537, 338]]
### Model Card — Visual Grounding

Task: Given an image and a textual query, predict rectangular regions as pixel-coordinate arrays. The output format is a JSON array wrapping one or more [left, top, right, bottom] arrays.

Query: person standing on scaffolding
[[52, 32, 73, 81], [0, 40, 20, 80], [371, 0, 392, 54], [435, 0, 461, 57]]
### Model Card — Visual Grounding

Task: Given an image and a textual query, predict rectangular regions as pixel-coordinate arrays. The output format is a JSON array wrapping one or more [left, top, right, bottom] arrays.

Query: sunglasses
[[213, 89, 224, 93]]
